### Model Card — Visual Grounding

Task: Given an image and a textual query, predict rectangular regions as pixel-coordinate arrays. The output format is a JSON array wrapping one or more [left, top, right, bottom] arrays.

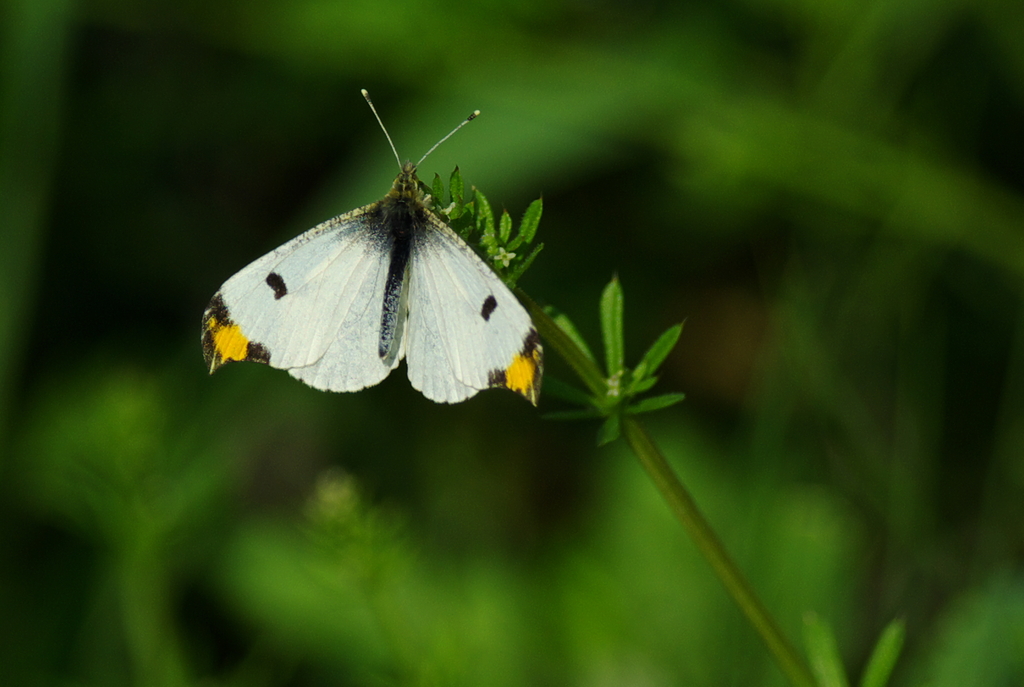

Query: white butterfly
[[201, 91, 542, 404]]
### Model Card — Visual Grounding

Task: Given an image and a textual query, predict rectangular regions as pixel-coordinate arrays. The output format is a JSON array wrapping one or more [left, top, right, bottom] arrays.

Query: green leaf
[[596, 412, 621, 446], [627, 375, 659, 395], [498, 209, 512, 244], [543, 409, 603, 421], [505, 242, 543, 287], [600, 276, 625, 378], [431, 173, 445, 207], [858, 620, 905, 687], [539, 375, 593, 407], [450, 189, 468, 222], [474, 188, 496, 251], [449, 166, 464, 207], [453, 213, 474, 239], [636, 323, 683, 380], [509, 197, 542, 251], [626, 393, 685, 415], [804, 612, 850, 687], [547, 307, 596, 363]]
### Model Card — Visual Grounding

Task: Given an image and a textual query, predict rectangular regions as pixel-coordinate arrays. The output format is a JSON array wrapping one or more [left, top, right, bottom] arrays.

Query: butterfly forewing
[[205, 207, 398, 392]]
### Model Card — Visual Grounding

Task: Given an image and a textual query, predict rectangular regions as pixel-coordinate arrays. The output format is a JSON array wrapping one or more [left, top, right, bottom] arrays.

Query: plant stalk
[[520, 290, 816, 687], [622, 416, 817, 687]]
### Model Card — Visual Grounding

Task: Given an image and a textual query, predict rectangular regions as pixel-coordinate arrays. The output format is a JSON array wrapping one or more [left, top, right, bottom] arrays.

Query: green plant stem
[[517, 290, 606, 396], [621, 417, 817, 687], [519, 291, 816, 687]]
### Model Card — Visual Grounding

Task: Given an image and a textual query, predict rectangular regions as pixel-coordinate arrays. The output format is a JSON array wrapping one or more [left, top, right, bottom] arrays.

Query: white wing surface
[[204, 207, 399, 393], [404, 217, 541, 404]]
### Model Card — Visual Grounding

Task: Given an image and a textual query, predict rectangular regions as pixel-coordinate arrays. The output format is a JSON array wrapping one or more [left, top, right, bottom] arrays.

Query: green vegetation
[[3, 0, 1024, 684]]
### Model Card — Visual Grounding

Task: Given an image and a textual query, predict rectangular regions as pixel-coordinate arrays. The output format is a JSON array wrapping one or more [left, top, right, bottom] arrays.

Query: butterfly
[[202, 91, 542, 404]]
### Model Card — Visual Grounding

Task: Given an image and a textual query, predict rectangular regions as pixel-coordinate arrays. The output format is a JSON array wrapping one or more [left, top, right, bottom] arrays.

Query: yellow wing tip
[[505, 349, 542, 405], [490, 329, 543, 405], [201, 294, 270, 372]]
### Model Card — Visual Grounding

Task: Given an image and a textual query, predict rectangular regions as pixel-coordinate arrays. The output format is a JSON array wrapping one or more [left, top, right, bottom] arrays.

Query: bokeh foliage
[[3, 0, 1024, 684]]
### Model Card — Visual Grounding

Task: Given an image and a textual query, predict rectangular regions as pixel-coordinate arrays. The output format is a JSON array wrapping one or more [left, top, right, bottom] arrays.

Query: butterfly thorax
[[379, 162, 430, 238]]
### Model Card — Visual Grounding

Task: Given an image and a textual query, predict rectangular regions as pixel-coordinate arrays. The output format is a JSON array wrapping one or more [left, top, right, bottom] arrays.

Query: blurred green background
[[3, 0, 1024, 684]]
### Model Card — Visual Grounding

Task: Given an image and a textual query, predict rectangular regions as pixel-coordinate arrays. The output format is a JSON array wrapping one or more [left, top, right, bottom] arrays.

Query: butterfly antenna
[[362, 89, 402, 170], [417, 109, 481, 166]]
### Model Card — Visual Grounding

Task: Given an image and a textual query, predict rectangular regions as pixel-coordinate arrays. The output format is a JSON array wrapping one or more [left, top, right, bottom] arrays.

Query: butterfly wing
[[202, 206, 400, 392], [404, 216, 542, 404]]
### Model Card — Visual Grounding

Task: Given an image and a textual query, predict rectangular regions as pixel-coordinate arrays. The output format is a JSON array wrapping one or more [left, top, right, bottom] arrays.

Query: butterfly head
[[386, 161, 424, 204]]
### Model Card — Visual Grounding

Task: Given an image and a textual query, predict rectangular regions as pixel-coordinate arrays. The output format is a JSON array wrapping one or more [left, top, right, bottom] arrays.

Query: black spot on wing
[[203, 293, 230, 327], [201, 293, 230, 367], [247, 341, 271, 364], [266, 272, 288, 299], [481, 295, 497, 321], [522, 328, 541, 356], [488, 368, 507, 387]]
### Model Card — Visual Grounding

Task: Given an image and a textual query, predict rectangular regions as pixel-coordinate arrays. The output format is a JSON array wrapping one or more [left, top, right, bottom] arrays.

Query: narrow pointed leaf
[[858, 620, 905, 687], [637, 323, 683, 378], [509, 197, 542, 251], [596, 412, 621, 446], [804, 613, 850, 687], [600, 277, 625, 378], [474, 188, 496, 250], [627, 375, 660, 395], [499, 209, 512, 243], [626, 393, 685, 415], [431, 173, 445, 208], [542, 409, 603, 421], [449, 189, 467, 221], [539, 375, 593, 407], [547, 307, 595, 363], [449, 167, 464, 207], [456, 215, 474, 240]]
